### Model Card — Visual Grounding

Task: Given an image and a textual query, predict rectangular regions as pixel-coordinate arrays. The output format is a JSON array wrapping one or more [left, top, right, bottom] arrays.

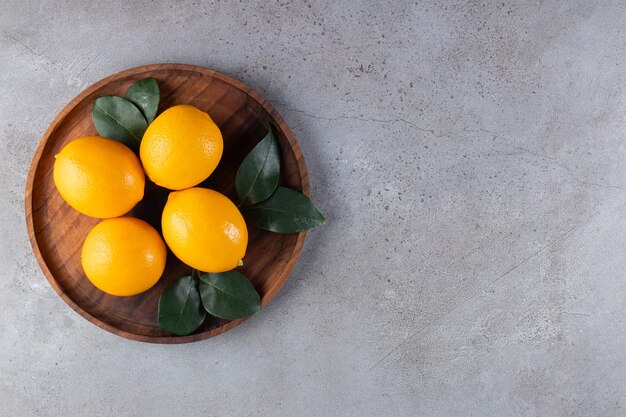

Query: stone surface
[[1, 1, 625, 416]]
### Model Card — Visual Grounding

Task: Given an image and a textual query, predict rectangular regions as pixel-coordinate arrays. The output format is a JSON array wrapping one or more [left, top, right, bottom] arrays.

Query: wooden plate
[[25, 64, 308, 343]]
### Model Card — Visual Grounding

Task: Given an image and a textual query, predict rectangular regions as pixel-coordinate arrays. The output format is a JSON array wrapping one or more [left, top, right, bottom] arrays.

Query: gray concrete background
[[1, 1, 625, 416]]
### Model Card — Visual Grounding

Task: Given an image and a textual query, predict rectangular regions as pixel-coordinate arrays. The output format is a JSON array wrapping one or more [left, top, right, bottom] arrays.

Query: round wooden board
[[25, 64, 309, 343]]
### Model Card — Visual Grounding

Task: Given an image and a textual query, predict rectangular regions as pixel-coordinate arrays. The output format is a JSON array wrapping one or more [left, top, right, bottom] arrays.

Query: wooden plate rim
[[24, 63, 309, 344]]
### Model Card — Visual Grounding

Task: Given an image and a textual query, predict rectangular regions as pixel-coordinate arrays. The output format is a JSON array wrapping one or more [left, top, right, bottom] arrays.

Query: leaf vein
[[171, 280, 193, 332], [245, 206, 322, 222], [94, 101, 141, 143], [239, 138, 272, 204], [203, 281, 248, 302]]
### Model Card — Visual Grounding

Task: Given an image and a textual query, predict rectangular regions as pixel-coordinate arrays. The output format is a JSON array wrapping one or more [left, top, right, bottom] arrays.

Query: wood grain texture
[[24, 64, 309, 344]]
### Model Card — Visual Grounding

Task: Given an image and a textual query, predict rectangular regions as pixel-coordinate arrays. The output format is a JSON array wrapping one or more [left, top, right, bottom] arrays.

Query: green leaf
[[125, 78, 160, 124], [158, 276, 206, 336], [242, 186, 325, 233], [199, 270, 261, 320], [92, 96, 148, 151], [236, 128, 280, 206]]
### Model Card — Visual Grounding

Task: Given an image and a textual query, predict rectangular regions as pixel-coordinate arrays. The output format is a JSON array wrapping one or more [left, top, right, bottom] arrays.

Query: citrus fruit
[[161, 187, 247, 272], [81, 217, 167, 296], [140, 104, 223, 190], [53, 136, 145, 218]]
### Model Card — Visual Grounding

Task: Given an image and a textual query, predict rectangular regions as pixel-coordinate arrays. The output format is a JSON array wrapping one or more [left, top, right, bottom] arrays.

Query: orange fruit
[[81, 217, 167, 296], [139, 104, 223, 190], [53, 136, 145, 218], [161, 187, 247, 272]]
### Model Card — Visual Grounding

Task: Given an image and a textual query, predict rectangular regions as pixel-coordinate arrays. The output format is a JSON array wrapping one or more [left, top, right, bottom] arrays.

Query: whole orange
[[161, 187, 248, 272], [81, 217, 167, 296], [139, 104, 223, 190], [53, 136, 145, 218]]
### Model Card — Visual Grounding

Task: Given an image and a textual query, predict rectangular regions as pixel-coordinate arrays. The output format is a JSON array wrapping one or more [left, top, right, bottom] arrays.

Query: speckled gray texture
[[1, 1, 625, 416]]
